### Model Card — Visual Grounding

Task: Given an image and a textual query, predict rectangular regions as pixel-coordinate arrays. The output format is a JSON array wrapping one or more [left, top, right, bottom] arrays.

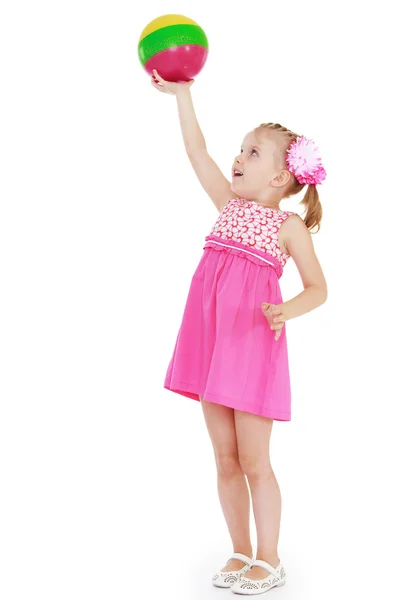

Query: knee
[[215, 453, 242, 478], [239, 456, 274, 480]]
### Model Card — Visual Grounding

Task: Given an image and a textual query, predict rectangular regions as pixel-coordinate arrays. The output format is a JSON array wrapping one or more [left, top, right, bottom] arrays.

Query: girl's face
[[231, 130, 289, 201]]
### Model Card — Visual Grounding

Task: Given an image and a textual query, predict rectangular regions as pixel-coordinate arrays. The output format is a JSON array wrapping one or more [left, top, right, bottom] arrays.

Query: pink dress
[[164, 197, 298, 421]]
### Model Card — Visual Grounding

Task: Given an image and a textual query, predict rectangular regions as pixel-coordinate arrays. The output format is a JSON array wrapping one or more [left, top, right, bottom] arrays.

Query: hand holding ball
[[150, 69, 195, 95]]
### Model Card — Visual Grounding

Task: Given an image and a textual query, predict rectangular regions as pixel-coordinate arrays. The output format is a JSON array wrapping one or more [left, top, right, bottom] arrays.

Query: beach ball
[[138, 14, 209, 83]]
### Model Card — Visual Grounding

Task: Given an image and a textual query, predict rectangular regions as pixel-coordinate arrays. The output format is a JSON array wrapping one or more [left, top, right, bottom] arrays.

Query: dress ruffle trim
[[204, 235, 283, 279]]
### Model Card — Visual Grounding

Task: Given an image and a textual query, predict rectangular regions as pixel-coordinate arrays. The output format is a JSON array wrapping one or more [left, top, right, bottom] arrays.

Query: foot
[[244, 558, 280, 580], [220, 555, 253, 573]]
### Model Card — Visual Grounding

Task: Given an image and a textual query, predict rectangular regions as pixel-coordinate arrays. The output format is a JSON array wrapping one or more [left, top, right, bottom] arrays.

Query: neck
[[241, 197, 281, 210]]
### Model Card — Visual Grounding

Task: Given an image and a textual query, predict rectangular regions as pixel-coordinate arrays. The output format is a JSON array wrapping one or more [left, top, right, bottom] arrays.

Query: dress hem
[[163, 382, 291, 422]]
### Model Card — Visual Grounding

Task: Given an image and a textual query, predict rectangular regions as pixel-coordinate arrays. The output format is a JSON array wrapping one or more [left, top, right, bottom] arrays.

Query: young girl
[[152, 69, 327, 595]]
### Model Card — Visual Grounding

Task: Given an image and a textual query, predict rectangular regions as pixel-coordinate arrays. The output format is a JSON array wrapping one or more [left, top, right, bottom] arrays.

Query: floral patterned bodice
[[208, 197, 297, 268]]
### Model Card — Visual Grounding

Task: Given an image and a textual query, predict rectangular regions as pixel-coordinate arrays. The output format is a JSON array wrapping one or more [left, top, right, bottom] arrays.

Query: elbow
[[320, 284, 328, 305], [308, 283, 327, 307]]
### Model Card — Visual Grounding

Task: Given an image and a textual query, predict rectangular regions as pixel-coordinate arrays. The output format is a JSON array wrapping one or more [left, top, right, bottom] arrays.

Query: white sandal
[[230, 559, 286, 595], [212, 552, 254, 588]]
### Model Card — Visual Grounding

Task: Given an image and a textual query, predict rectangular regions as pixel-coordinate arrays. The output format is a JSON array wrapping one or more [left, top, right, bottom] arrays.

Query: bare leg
[[200, 397, 253, 571], [234, 409, 281, 580]]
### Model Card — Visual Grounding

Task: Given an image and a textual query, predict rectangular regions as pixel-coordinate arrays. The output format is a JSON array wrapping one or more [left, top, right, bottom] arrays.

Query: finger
[[151, 72, 164, 86], [273, 315, 285, 323], [152, 77, 174, 95], [262, 310, 273, 324], [151, 82, 165, 92], [151, 74, 163, 85], [267, 304, 275, 315], [151, 79, 166, 92], [153, 69, 165, 82]]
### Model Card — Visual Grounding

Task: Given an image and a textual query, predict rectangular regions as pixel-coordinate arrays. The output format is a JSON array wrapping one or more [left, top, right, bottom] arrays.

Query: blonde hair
[[255, 123, 323, 234]]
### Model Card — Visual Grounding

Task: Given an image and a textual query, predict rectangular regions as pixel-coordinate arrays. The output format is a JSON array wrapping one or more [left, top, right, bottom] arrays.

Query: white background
[[1, 1, 399, 598]]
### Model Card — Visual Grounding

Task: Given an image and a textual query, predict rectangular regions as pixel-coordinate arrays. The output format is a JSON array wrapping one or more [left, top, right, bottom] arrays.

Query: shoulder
[[279, 212, 327, 293], [218, 194, 241, 214], [278, 212, 310, 255]]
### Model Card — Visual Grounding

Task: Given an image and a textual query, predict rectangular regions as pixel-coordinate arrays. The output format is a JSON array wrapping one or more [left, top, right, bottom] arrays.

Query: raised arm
[[151, 70, 235, 212]]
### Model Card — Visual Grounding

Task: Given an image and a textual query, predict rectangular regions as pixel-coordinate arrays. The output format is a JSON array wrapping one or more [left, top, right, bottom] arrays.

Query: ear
[[271, 169, 291, 187]]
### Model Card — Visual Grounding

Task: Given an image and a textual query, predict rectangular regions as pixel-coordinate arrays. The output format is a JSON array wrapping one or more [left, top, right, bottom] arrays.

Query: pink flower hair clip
[[286, 135, 327, 185]]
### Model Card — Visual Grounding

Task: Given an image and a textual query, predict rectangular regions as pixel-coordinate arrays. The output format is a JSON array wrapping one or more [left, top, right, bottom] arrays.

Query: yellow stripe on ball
[[138, 13, 200, 42]]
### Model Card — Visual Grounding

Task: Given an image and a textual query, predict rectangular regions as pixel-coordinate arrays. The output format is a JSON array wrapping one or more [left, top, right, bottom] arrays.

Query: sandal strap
[[252, 559, 280, 578], [229, 552, 253, 566]]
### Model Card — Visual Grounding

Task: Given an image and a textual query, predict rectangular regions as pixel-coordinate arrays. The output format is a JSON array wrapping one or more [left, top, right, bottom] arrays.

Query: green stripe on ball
[[138, 23, 209, 66]]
